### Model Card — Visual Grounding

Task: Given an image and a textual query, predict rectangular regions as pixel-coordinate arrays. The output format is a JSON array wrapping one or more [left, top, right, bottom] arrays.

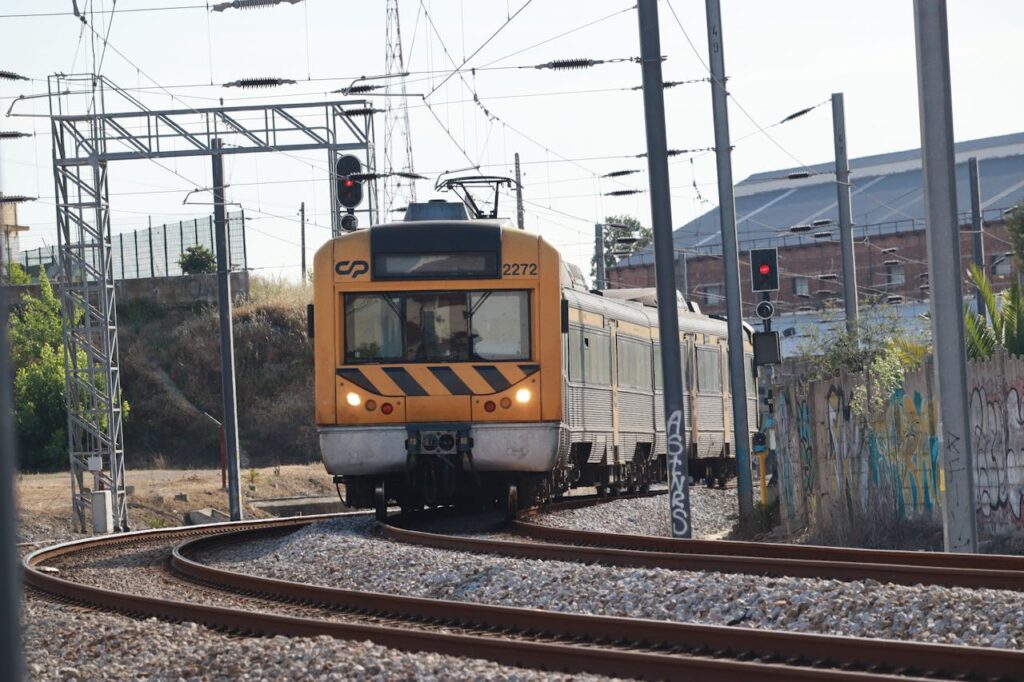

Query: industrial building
[[609, 133, 1024, 333]]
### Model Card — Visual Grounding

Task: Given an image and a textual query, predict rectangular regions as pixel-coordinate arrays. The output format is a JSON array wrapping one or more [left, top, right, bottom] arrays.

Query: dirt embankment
[[116, 279, 317, 470]]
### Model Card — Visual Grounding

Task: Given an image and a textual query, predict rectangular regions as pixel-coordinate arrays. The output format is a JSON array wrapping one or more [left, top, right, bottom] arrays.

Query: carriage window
[[345, 294, 404, 362], [745, 354, 756, 395], [653, 344, 662, 390], [568, 327, 583, 380], [617, 337, 652, 390], [697, 347, 722, 392], [469, 291, 530, 360], [583, 333, 611, 385], [345, 290, 530, 363]]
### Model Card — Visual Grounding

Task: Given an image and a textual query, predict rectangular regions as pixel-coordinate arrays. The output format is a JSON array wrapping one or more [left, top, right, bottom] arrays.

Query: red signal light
[[343, 178, 355, 188], [759, 264, 771, 275]]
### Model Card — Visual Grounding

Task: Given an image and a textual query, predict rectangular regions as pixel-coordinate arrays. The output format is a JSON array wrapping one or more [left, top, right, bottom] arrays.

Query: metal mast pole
[[211, 138, 243, 521], [704, 0, 753, 520], [0, 288, 24, 682], [515, 152, 525, 230], [832, 92, 858, 332], [913, 0, 977, 553], [594, 224, 606, 290], [968, 156, 985, 315], [637, 0, 692, 538], [300, 201, 307, 283]]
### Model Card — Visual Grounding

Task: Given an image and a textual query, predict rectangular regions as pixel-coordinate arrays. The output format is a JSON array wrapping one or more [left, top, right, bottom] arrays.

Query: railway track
[[23, 508, 1024, 680]]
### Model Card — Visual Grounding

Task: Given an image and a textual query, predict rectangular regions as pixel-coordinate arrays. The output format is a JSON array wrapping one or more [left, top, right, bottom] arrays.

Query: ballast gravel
[[535, 488, 738, 539], [22, 598, 611, 681], [205, 515, 1024, 651]]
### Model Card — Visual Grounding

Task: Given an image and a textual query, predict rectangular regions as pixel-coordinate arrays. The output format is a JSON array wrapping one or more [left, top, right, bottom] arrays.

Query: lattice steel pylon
[[44, 74, 378, 532], [383, 0, 417, 218], [48, 76, 128, 532]]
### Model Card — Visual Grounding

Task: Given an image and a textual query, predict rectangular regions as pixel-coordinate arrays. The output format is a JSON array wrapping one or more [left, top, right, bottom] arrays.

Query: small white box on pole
[[92, 490, 113, 534]]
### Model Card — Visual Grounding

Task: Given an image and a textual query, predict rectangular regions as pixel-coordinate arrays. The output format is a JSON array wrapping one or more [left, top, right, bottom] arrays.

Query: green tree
[[179, 244, 217, 274], [8, 271, 62, 369], [1002, 201, 1024, 273], [591, 215, 652, 284], [13, 344, 68, 472], [964, 263, 1024, 360], [6, 262, 32, 285]]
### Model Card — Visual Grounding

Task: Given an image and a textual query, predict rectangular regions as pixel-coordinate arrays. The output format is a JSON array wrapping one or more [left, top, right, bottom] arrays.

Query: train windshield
[[344, 290, 530, 363]]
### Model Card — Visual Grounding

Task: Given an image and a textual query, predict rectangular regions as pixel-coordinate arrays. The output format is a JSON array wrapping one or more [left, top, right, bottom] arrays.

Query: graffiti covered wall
[[774, 350, 1024, 540]]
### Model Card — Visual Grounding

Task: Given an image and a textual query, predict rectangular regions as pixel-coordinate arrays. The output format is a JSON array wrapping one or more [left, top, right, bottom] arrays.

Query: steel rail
[[21, 516, 890, 681], [514, 517, 1024, 572], [382, 521, 1024, 590], [170, 524, 1024, 681]]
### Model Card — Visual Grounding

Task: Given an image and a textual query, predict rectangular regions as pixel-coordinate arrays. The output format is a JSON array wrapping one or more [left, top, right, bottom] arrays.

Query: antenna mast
[[384, 0, 417, 218]]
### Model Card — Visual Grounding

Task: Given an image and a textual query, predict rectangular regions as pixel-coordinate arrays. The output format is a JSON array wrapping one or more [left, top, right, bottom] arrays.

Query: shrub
[[179, 245, 217, 274], [8, 272, 62, 369]]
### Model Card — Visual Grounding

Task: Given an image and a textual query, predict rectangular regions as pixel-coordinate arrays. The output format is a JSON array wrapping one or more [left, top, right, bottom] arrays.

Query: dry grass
[[805, 486, 944, 551]]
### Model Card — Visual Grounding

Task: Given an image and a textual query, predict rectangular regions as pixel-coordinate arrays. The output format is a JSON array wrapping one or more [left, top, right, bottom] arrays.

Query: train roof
[[564, 286, 730, 337]]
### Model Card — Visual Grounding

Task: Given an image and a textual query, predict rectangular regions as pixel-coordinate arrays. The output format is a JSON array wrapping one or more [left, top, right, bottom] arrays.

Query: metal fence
[[18, 211, 247, 280]]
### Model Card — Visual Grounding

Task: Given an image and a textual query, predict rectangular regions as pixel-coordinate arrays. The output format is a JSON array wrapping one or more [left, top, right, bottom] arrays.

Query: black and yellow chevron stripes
[[337, 364, 540, 397]]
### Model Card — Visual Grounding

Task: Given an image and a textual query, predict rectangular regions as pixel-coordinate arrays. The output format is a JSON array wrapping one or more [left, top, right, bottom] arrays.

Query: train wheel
[[374, 484, 388, 522], [505, 484, 519, 521]]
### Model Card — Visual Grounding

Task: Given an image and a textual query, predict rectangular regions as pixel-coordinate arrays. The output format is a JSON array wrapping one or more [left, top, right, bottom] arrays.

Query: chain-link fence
[[18, 211, 247, 281]]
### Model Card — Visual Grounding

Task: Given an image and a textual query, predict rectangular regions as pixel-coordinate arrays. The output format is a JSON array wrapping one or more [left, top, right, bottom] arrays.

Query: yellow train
[[312, 201, 755, 517]]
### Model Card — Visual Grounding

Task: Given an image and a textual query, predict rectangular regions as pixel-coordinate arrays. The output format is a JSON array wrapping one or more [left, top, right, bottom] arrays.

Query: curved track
[[22, 508, 1024, 681]]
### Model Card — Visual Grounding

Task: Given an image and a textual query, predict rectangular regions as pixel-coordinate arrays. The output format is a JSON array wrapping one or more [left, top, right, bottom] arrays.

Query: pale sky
[[1, 0, 1022, 280]]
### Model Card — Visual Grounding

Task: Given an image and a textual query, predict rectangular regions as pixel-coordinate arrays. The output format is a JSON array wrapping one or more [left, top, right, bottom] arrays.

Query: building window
[[792, 276, 809, 296], [992, 254, 1012, 277], [703, 284, 724, 305], [886, 263, 905, 287]]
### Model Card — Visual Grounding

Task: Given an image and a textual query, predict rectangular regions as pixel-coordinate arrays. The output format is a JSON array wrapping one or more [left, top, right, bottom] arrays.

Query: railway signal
[[336, 155, 364, 209], [750, 248, 779, 292]]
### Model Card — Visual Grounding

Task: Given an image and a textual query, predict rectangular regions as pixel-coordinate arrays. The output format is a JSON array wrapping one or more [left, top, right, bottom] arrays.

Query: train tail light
[[365, 399, 377, 412], [484, 400, 496, 413], [381, 402, 394, 415], [500, 397, 512, 409]]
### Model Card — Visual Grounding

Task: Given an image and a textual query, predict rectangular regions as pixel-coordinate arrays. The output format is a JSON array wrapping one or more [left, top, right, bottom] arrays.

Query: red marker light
[[759, 264, 771, 275], [381, 402, 393, 415]]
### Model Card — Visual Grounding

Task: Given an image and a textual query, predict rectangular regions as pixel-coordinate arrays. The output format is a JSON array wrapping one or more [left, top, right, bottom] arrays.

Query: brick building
[[609, 133, 1024, 325]]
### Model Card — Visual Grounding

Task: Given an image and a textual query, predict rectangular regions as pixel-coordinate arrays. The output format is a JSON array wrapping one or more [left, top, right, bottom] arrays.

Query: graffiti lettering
[[666, 409, 690, 537]]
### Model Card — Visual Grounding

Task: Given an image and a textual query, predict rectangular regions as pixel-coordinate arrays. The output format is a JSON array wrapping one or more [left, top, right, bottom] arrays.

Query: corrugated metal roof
[[615, 132, 1024, 267]]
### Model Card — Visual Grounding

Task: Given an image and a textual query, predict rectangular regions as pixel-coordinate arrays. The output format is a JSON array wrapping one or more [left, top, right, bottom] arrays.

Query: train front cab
[[312, 220, 564, 510]]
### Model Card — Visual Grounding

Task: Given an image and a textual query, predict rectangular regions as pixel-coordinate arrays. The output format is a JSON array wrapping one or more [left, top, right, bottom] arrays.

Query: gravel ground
[[22, 597, 610, 681], [204, 516, 1024, 650], [531, 489, 737, 539]]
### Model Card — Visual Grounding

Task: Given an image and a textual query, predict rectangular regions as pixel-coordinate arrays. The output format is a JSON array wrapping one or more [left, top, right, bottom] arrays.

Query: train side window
[[584, 332, 611, 385], [745, 353, 756, 394], [617, 337, 652, 390], [568, 327, 583, 381], [653, 343, 662, 390], [697, 347, 722, 392]]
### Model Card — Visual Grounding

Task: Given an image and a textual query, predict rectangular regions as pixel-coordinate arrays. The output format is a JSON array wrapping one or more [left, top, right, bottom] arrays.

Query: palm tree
[[964, 263, 1024, 359]]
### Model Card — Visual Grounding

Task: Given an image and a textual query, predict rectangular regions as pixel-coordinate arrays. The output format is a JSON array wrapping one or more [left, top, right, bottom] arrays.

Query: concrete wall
[[773, 350, 1024, 541], [4, 271, 250, 310]]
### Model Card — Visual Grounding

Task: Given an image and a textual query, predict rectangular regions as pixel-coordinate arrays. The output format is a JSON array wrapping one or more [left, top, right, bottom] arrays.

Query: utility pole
[[832, 92, 858, 332], [914, 0, 978, 553], [594, 224, 606, 290], [637, 0, 692, 538], [299, 201, 307, 284], [704, 0, 753, 521], [1, 287, 24, 682], [968, 156, 985, 315], [211, 138, 243, 521], [515, 152, 525, 230]]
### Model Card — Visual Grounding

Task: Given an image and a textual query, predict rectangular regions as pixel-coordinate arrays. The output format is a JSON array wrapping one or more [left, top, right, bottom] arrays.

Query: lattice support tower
[[46, 75, 379, 531], [383, 0, 417, 218]]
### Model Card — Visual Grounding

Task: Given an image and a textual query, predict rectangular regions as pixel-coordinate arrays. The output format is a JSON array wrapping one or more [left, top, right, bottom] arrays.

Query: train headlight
[[515, 388, 531, 404], [346, 392, 361, 407]]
